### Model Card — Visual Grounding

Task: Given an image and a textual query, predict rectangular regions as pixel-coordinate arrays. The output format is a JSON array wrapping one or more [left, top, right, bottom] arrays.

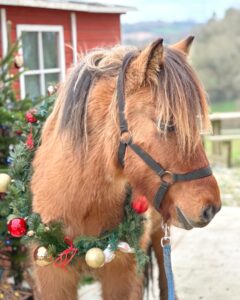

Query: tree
[[192, 8, 240, 105], [0, 28, 55, 298], [0, 38, 34, 169]]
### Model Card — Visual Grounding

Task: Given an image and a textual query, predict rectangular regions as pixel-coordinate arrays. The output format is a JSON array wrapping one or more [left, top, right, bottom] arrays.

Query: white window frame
[[17, 24, 66, 98], [0, 8, 8, 57]]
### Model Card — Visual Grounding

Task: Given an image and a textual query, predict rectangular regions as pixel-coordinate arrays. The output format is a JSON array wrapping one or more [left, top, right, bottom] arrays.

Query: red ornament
[[7, 218, 27, 237], [132, 196, 149, 214], [15, 129, 23, 136], [26, 133, 34, 150], [25, 111, 37, 123], [0, 192, 6, 201]]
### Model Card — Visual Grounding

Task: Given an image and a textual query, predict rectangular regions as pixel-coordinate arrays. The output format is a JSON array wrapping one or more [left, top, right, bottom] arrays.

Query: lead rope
[[161, 224, 175, 300]]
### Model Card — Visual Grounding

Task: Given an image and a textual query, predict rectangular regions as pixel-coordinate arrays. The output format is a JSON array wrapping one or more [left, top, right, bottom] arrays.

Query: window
[[17, 25, 65, 99]]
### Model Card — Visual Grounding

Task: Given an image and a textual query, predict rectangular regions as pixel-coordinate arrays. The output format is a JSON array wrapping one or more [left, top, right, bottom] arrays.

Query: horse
[[31, 36, 221, 300]]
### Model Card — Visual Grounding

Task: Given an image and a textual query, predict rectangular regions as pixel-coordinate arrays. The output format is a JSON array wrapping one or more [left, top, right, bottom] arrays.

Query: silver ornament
[[103, 245, 116, 263], [117, 241, 135, 253]]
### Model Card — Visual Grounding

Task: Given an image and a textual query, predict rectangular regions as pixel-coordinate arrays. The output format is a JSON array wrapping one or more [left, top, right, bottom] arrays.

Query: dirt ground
[[213, 166, 240, 206], [79, 206, 240, 300]]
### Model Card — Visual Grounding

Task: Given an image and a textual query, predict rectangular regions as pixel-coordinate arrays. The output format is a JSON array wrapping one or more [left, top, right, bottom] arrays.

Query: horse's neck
[[64, 160, 127, 237]]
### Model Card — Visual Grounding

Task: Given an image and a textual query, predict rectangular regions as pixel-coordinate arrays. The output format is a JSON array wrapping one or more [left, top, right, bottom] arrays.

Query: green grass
[[204, 139, 240, 167], [210, 100, 237, 112]]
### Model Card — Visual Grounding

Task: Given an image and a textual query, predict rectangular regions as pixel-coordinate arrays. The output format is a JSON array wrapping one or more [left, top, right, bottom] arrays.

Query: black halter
[[117, 52, 212, 212]]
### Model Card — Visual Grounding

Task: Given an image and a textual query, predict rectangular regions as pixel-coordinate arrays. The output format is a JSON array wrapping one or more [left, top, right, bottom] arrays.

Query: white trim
[[0, 8, 8, 57], [16, 24, 66, 98], [38, 31, 45, 95], [16, 24, 65, 33], [0, 0, 135, 14], [58, 25, 66, 80], [71, 12, 77, 65], [24, 68, 61, 75]]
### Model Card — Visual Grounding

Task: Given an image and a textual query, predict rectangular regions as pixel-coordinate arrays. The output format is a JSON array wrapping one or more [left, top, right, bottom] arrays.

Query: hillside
[[122, 20, 201, 46]]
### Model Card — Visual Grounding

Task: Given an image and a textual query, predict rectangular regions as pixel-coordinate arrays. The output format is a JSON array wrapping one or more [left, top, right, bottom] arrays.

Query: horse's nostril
[[201, 205, 217, 223]]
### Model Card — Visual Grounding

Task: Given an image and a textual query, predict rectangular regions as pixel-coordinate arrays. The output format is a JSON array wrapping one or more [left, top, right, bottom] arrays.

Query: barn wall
[[0, 5, 121, 68], [76, 12, 121, 52], [0, 6, 73, 70], [0, 5, 121, 97]]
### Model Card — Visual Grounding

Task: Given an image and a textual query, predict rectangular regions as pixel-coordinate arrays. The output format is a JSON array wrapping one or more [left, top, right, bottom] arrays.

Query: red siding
[[76, 12, 121, 51]]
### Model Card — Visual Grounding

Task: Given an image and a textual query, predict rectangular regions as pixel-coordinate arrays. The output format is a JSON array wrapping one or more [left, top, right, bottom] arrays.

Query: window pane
[[42, 32, 59, 69], [22, 32, 39, 70], [45, 73, 59, 92], [25, 75, 41, 99]]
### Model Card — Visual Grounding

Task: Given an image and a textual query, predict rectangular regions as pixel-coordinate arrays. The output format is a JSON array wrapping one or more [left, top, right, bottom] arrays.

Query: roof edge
[[0, 0, 136, 14]]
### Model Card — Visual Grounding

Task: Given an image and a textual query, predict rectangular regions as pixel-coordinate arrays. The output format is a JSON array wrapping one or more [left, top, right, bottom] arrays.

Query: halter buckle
[[120, 131, 132, 145], [161, 223, 171, 247], [160, 171, 175, 186]]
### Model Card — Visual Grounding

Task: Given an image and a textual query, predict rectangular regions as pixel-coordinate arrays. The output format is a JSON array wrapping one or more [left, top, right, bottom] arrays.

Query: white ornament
[[103, 245, 116, 263], [47, 85, 55, 95], [117, 241, 135, 253]]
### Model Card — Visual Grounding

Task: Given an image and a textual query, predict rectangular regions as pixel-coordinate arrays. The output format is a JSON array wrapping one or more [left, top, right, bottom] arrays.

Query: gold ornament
[[14, 291, 20, 297], [0, 173, 11, 193], [44, 226, 50, 232], [27, 230, 35, 237], [14, 54, 24, 68], [85, 248, 105, 268], [34, 246, 52, 267]]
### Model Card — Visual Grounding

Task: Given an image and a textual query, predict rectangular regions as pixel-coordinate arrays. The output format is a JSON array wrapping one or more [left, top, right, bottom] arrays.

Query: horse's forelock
[[155, 47, 210, 153]]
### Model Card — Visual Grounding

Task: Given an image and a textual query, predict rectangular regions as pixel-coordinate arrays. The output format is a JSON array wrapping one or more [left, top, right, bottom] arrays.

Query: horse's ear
[[170, 36, 195, 55], [133, 38, 164, 84]]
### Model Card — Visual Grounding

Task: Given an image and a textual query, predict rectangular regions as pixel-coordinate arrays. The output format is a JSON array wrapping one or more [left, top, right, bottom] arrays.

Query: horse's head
[[121, 37, 221, 230]]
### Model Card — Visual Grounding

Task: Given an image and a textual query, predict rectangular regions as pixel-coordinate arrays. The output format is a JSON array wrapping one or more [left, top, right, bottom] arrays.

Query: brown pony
[[31, 37, 221, 300]]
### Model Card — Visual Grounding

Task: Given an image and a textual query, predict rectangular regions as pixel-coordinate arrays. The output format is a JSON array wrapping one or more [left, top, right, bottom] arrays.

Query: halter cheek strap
[[117, 52, 212, 212]]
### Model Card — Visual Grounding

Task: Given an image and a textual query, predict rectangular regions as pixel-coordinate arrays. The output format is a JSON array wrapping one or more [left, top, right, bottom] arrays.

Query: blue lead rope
[[163, 243, 175, 300]]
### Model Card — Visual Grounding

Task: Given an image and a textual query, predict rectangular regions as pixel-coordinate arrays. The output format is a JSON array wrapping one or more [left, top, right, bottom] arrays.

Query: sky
[[84, 0, 240, 23]]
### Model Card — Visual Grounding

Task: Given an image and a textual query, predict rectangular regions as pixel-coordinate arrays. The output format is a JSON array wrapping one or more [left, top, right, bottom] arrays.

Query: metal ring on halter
[[160, 171, 175, 185], [161, 236, 171, 247]]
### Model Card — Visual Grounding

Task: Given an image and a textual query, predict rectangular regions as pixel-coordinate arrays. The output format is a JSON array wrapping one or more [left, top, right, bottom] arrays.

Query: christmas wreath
[[0, 92, 149, 272]]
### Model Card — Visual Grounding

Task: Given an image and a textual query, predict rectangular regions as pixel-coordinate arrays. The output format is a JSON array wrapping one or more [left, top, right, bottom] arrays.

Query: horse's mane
[[57, 44, 210, 154]]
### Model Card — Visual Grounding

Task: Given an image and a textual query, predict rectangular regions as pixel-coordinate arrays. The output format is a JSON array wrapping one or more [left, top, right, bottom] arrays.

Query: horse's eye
[[158, 122, 175, 132]]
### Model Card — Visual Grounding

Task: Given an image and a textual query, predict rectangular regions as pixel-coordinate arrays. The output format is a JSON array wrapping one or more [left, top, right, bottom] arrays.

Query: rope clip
[[161, 223, 171, 248]]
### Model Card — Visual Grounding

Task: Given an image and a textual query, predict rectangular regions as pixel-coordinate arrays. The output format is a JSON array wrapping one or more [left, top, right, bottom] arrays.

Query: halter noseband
[[117, 52, 212, 212]]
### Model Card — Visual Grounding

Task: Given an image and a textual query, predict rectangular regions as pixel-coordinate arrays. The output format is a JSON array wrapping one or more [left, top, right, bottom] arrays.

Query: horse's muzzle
[[176, 204, 221, 230]]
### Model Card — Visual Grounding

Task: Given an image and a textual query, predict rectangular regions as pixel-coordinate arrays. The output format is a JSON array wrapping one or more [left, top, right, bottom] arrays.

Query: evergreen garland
[[2, 95, 148, 272]]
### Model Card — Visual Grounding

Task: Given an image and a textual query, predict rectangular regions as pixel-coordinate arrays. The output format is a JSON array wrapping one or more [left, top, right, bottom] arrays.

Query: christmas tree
[[0, 32, 32, 170], [0, 95, 55, 298], [0, 25, 55, 298]]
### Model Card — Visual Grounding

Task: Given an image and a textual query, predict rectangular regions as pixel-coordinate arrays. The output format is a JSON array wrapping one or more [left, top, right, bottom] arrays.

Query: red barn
[[0, 0, 132, 98]]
